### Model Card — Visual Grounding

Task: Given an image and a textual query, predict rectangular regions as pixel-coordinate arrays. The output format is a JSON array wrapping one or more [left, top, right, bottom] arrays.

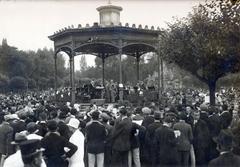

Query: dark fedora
[[213, 129, 233, 147], [19, 139, 44, 158], [11, 132, 27, 145]]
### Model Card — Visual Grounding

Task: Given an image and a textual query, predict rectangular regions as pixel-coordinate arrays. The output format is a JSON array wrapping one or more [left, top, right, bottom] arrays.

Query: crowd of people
[[0, 88, 239, 167]]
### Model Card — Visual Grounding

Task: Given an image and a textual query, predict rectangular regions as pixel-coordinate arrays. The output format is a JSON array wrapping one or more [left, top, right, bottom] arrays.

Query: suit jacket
[[85, 121, 107, 154], [193, 119, 210, 149], [141, 115, 154, 128], [173, 120, 193, 151], [207, 114, 221, 137], [0, 122, 14, 155], [145, 121, 162, 148], [111, 117, 132, 152], [41, 132, 77, 159], [208, 152, 240, 167], [154, 125, 179, 166]]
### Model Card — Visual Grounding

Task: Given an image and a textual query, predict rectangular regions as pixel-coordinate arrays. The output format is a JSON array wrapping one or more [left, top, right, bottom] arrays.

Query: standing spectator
[[111, 107, 132, 167], [209, 129, 240, 167], [85, 111, 107, 167], [37, 113, 48, 137], [3, 132, 46, 167], [67, 118, 85, 167], [206, 107, 221, 162], [41, 120, 77, 167], [154, 116, 179, 166], [100, 112, 113, 167], [145, 111, 162, 167], [0, 114, 14, 166], [192, 110, 210, 166], [19, 139, 44, 167], [173, 112, 193, 167]]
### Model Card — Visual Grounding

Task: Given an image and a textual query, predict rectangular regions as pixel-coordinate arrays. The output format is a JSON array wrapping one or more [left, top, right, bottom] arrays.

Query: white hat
[[67, 118, 80, 129], [4, 114, 19, 121]]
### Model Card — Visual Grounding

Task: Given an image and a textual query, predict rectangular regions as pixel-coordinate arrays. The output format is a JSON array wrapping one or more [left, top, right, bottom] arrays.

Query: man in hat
[[85, 110, 107, 167], [173, 112, 193, 167], [209, 129, 240, 167], [41, 120, 78, 167], [145, 111, 162, 167], [111, 107, 132, 167], [19, 139, 44, 167], [100, 112, 113, 167], [3, 133, 46, 167], [67, 118, 84, 167], [192, 110, 210, 166], [154, 115, 179, 166]]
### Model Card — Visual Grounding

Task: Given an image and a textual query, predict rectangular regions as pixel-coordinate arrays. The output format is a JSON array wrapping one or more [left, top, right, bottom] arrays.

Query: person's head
[[163, 116, 173, 127], [47, 120, 58, 132], [119, 107, 128, 116], [100, 113, 110, 123], [50, 110, 58, 119], [222, 104, 228, 111], [70, 108, 77, 116], [67, 118, 80, 133], [91, 111, 100, 120], [39, 113, 47, 121], [26, 122, 39, 134], [179, 112, 187, 121], [11, 132, 27, 150], [193, 110, 200, 121], [19, 140, 43, 167], [186, 106, 192, 114], [214, 129, 233, 152], [154, 111, 161, 121]]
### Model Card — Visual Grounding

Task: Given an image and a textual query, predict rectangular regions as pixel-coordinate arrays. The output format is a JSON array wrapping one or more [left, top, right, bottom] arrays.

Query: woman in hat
[[67, 118, 85, 167]]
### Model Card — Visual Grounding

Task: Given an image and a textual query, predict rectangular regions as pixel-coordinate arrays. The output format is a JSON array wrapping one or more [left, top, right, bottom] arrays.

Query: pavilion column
[[102, 54, 105, 88], [157, 52, 161, 100], [160, 57, 164, 93], [69, 52, 76, 105], [54, 52, 57, 102], [118, 41, 123, 102], [136, 53, 140, 82]]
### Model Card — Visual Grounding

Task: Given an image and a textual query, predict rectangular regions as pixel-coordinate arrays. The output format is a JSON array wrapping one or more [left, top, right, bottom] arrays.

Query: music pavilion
[[49, 1, 163, 104]]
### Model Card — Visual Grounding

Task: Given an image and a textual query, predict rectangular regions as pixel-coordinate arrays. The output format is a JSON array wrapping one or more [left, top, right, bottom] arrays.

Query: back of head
[[119, 107, 128, 116], [91, 110, 100, 120], [154, 111, 161, 120], [47, 120, 58, 132]]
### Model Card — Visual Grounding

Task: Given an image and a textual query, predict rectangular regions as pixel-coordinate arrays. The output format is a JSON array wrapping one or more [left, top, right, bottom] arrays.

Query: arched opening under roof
[[74, 42, 119, 58]]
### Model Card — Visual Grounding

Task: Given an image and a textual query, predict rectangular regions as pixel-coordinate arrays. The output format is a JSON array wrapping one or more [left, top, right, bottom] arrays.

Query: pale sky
[[0, 0, 203, 70]]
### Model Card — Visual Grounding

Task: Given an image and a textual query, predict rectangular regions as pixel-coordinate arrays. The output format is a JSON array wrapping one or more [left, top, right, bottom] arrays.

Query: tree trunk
[[209, 81, 216, 106]]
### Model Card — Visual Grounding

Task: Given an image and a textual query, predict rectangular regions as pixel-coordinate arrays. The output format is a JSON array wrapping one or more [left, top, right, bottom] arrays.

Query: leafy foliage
[[0, 39, 68, 91], [159, 0, 240, 105]]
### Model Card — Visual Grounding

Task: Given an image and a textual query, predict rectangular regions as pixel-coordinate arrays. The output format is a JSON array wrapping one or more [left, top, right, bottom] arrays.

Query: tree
[[79, 55, 88, 72], [9, 76, 27, 91], [159, 0, 240, 105]]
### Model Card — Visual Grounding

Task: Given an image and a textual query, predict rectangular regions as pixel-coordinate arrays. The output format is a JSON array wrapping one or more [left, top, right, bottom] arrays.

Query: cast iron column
[[102, 54, 105, 88], [118, 40, 123, 102], [136, 53, 140, 82], [54, 52, 57, 102], [69, 52, 75, 105], [160, 57, 164, 94]]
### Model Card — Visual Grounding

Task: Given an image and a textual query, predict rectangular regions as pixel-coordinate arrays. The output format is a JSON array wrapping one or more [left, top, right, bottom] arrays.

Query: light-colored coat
[[68, 129, 85, 167]]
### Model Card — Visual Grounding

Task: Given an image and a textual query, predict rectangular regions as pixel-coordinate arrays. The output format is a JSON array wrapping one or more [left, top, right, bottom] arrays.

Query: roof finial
[[108, 0, 111, 5]]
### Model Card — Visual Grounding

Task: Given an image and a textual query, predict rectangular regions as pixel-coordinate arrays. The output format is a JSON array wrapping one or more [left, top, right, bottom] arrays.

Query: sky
[[0, 0, 204, 70]]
